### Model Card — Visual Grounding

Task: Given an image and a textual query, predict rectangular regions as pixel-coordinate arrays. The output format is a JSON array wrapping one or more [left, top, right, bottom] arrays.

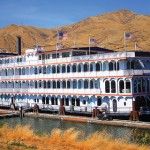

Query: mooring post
[[129, 97, 139, 121]]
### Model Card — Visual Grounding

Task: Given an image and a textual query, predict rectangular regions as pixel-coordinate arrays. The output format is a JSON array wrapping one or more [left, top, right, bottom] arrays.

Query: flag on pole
[[124, 33, 135, 39], [58, 32, 63, 40], [62, 33, 68, 40], [89, 38, 98, 44], [135, 42, 139, 51], [56, 43, 63, 50], [58, 32, 68, 40]]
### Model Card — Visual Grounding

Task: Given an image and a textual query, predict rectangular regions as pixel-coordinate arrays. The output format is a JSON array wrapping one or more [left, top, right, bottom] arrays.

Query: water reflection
[[1, 117, 150, 143]]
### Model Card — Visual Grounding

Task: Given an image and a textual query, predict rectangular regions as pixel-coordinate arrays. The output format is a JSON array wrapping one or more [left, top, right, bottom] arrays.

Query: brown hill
[[0, 9, 150, 53]]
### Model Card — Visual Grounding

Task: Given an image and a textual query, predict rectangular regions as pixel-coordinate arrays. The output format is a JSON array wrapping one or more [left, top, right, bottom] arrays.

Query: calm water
[[0, 117, 150, 143]]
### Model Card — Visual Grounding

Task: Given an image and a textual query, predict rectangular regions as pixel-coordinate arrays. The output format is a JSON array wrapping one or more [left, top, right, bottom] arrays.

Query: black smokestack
[[17, 36, 21, 55]]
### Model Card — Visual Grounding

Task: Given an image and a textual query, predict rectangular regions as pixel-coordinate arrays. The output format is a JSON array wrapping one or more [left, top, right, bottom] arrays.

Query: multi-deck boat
[[0, 36, 150, 117]]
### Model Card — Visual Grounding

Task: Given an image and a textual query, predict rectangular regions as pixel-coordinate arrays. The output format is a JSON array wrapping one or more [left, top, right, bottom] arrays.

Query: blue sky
[[0, 0, 149, 28]]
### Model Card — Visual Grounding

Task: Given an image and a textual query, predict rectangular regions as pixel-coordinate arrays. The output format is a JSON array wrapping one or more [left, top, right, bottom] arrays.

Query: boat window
[[105, 80, 110, 93], [84, 80, 88, 89], [97, 97, 102, 106], [62, 52, 69, 57], [119, 80, 124, 93], [113, 99, 117, 112], [111, 80, 116, 93]]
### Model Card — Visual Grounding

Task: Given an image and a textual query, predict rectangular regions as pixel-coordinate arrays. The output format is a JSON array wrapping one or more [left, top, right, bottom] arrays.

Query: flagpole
[[89, 37, 90, 56], [56, 30, 59, 59], [135, 42, 137, 51], [35, 37, 38, 49], [124, 31, 126, 50]]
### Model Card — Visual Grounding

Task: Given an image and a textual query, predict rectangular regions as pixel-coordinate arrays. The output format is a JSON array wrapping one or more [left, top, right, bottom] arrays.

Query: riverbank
[[24, 112, 150, 129], [0, 125, 149, 150]]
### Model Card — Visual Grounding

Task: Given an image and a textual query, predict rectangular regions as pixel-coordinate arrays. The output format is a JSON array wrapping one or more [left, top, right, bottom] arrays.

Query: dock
[[0, 109, 19, 118], [24, 112, 150, 129]]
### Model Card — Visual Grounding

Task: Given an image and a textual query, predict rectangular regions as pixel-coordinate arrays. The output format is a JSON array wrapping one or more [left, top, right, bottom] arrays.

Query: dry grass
[[0, 125, 149, 150]]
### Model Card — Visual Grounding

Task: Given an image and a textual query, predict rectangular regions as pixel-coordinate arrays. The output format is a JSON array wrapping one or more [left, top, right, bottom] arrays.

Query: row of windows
[[2, 59, 150, 77], [0, 80, 100, 89], [0, 62, 119, 76]]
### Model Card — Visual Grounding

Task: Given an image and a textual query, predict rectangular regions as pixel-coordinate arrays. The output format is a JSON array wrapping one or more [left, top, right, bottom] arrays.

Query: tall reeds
[[0, 125, 149, 150]]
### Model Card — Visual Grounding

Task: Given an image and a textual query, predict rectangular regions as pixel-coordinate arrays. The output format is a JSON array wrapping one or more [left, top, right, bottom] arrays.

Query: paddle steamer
[[0, 36, 150, 117]]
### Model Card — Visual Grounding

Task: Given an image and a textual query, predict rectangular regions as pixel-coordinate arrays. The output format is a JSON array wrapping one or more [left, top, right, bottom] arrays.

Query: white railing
[[0, 69, 148, 81], [0, 88, 101, 95], [0, 51, 135, 69]]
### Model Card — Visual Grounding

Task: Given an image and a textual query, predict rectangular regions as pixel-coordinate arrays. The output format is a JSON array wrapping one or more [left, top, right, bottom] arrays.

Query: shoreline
[[24, 112, 150, 129], [1, 109, 150, 129]]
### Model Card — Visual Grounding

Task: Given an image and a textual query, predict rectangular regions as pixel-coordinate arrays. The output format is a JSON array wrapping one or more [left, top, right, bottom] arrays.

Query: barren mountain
[[0, 9, 150, 53]]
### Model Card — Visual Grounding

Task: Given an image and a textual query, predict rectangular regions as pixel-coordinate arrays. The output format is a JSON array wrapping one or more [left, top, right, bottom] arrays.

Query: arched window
[[53, 81, 56, 89], [43, 66, 46, 74], [72, 64, 76, 72], [39, 80, 42, 88], [125, 80, 131, 93], [57, 66, 60, 73], [47, 81, 51, 88], [97, 96, 102, 106], [57, 81, 60, 89], [46, 97, 49, 104], [78, 80, 82, 89], [39, 67, 42, 74], [52, 66, 56, 74], [62, 80, 66, 88], [116, 62, 119, 70], [22, 68, 25, 75], [127, 61, 130, 69], [19, 68, 21, 75], [105, 80, 110, 93], [111, 80, 116, 93], [67, 80, 71, 89], [96, 63, 100, 71], [84, 63, 88, 72], [131, 60, 134, 69], [67, 65, 70, 73], [90, 80, 94, 89], [47, 66, 51, 74], [95, 80, 99, 89], [78, 64, 82, 72], [109, 62, 113, 71], [43, 81, 46, 88], [90, 63, 94, 71], [62, 65, 66, 73], [84, 80, 88, 89], [119, 80, 124, 93], [35, 81, 38, 88], [73, 80, 77, 89]]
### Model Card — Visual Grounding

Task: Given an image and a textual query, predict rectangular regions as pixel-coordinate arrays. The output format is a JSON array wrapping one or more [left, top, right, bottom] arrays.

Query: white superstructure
[[0, 46, 150, 116]]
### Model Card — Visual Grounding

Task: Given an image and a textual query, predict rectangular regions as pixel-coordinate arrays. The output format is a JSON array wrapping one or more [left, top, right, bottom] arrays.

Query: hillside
[[0, 9, 150, 53]]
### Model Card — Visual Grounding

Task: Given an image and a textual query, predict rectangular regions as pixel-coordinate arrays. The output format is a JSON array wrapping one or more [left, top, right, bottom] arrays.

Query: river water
[[1, 116, 150, 144]]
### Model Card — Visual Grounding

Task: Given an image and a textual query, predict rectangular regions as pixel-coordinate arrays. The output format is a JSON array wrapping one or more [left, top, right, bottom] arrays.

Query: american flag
[[58, 32, 68, 40], [62, 33, 68, 40], [90, 38, 98, 44], [58, 32, 63, 40], [56, 43, 63, 50], [125, 33, 135, 39]]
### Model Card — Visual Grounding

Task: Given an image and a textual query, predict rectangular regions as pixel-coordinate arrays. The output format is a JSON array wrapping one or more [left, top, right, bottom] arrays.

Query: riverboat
[[0, 36, 150, 117]]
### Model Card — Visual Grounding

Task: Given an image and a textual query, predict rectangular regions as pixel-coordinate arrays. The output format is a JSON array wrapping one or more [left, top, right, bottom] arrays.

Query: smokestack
[[17, 36, 21, 55]]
